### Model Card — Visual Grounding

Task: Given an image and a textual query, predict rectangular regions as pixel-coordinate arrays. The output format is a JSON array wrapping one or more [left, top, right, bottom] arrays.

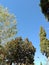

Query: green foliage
[[0, 6, 17, 44], [40, 27, 49, 57], [39, 0, 49, 21], [0, 5, 36, 65], [0, 45, 6, 65], [40, 62, 42, 65], [5, 37, 36, 65]]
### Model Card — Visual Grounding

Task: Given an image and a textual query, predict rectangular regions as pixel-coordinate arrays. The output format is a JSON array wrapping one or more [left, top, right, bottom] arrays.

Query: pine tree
[[40, 26, 49, 57]]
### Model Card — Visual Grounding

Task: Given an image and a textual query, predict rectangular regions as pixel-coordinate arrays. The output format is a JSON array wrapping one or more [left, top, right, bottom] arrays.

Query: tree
[[39, 0, 49, 21], [40, 26, 49, 57], [0, 6, 17, 44], [0, 45, 6, 65], [5, 37, 36, 65], [39, 26, 49, 65]]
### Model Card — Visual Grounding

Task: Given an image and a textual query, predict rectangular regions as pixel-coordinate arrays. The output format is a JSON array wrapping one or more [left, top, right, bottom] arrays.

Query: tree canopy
[[0, 45, 6, 65], [40, 0, 49, 21], [5, 37, 36, 65], [40, 26, 49, 58], [0, 6, 17, 44], [0, 5, 36, 65]]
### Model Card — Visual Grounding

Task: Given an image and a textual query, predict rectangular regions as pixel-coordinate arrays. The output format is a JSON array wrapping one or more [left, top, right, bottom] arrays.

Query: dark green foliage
[[40, 0, 49, 21], [40, 27, 49, 57], [5, 37, 36, 65]]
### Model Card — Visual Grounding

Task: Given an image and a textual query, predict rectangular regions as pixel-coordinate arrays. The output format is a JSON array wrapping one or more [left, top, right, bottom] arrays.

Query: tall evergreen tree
[[40, 26, 49, 58]]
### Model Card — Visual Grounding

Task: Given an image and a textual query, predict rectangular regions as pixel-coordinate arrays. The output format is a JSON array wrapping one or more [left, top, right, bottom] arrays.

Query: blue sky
[[0, 0, 49, 65]]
